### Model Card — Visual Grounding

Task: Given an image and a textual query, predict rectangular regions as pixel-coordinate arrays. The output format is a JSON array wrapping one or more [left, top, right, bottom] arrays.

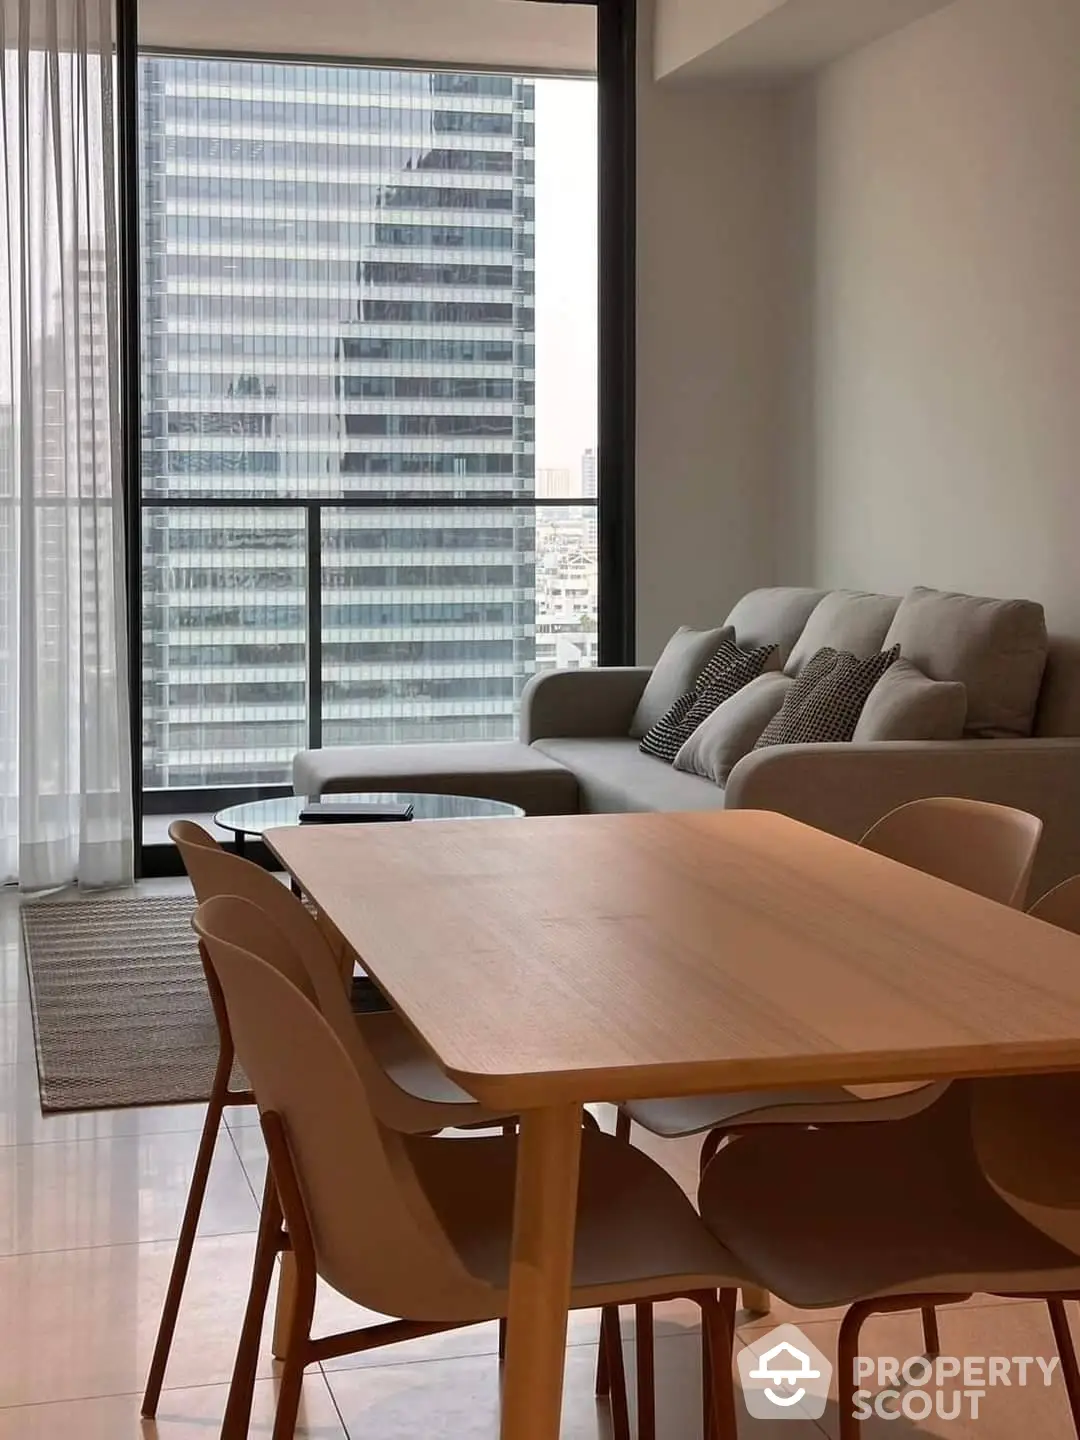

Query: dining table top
[[265, 808, 1080, 1111]]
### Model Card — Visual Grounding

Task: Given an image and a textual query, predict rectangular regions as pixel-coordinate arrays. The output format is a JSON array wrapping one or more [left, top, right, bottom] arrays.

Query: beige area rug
[[20, 894, 236, 1113]]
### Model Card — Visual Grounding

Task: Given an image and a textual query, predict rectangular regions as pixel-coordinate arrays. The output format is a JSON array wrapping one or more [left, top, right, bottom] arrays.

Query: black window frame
[[117, 0, 636, 872]]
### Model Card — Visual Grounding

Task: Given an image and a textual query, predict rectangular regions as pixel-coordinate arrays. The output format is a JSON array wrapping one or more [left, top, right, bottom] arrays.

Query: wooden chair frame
[[224, 1110, 739, 1440]]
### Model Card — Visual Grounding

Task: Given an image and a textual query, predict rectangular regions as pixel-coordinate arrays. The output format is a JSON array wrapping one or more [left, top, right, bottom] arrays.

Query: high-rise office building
[[138, 57, 539, 791], [581, 447, 597, 502]]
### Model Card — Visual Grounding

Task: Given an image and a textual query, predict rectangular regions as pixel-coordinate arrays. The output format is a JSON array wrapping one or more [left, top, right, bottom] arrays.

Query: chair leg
[[271, 1279, 316, 1440], [700, 1290, 738, 1440], [602, 1304, 630, 1440], [698, 1129, 724, 1181], [1048, 1300, 1080, 1438], [921, 1304, 941, 1358], [262, 1113, 319, 1440], [838, 1302, 875, 1440], [635, 1303, 656, 1440], [595, 1308, 612, 1396], [221, 1165, 286, 1440], [498, 1317, 507, 1363], [141, 1055, 232, 1416], [615, 1109, 631, 1143]]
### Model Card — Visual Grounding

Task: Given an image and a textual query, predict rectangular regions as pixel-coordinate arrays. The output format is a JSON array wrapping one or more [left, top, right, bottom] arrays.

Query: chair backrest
[[170, 820, 325, 1002], [1029, 874, 1080, 930], [968, 872, 1080, 1255], [193, 894, 493, 1319], [172, 823, 470, 1131], [859, 797, 1043, 908]]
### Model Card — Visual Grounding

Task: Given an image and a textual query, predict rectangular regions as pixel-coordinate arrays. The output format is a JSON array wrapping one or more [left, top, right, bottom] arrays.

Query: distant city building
[[536, 466, 574, 499], [138, 57, 540, 790], [581, 446, 598, 547], [581, 447, 597, 500]]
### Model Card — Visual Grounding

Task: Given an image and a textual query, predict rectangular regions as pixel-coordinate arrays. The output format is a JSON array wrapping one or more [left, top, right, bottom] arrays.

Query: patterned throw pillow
[[640, 637, 778, 763], [754, 645, 900, 750]]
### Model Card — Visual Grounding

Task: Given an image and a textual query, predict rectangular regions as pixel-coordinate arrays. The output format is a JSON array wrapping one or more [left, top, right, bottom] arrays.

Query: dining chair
[[605, 796, 1043, 1411], [698, 1079, 1080, 1440], [966, 875, 1080, 1343], [142, 821, 519, 1418], [195, 893, 756, 1440]]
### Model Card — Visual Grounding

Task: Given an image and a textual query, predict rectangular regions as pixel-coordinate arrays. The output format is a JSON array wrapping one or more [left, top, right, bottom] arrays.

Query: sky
[[533, 76, 598, 479]]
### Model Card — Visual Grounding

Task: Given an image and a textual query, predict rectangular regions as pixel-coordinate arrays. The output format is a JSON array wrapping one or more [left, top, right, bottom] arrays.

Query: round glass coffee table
[[214, 790, 524, 857]]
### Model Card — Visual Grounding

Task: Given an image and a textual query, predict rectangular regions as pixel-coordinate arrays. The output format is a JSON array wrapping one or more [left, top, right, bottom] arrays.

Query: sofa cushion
[[292, 741, 579, 816], [723, 587, 827, 662], [784, 591, 900, 676], [883, 587, 1048, 739], [629, 625, 732, 739], [532, 737, 727, 814], [673, 672, 792, 786], [639, 637, 779, 764], [853, 659, 968, 743], [755, 646, 900, 749]]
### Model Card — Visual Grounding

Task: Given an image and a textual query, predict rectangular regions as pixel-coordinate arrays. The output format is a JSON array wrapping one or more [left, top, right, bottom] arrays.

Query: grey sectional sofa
[[294, 586, 1080, 898]]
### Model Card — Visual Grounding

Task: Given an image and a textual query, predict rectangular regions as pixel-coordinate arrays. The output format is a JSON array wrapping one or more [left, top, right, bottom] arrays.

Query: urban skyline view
[[138, 55, 599, 794]]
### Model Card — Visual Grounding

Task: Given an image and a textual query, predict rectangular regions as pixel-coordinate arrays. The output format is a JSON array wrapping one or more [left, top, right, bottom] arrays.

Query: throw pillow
[[674, 672, 793, 785], [640, 636, 779, 763], [754, 645, 900, 749], [853, 658, 968, 743], [629, 625, 733, 739]]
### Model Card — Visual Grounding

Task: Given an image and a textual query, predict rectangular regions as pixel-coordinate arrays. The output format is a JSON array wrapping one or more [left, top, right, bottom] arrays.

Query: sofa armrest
[[520, 667, 652, 744], [724, 738, 1080, 899]]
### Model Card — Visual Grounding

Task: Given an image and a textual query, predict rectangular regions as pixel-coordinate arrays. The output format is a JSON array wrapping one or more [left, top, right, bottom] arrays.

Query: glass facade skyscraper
[[139, 57, 552, 792]]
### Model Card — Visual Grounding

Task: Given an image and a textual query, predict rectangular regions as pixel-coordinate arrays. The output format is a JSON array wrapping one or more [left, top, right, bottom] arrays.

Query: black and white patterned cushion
[[754, 645, 900, 750], [639, 637, 778, 763]]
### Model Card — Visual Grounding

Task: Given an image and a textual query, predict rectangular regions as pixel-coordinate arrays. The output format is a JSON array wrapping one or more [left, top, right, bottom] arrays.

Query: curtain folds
[[0, 0, 133, 888]]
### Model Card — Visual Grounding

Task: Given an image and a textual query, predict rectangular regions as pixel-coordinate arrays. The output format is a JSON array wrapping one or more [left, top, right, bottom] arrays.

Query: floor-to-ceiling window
[[124, 3, 634, 847]]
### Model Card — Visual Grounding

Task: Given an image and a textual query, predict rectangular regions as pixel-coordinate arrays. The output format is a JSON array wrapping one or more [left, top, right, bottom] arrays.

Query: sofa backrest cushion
[[883, 586, 1048, 739], [629, 625, 732, 739], [1035, 638, 1080, 737], [785, 591, 901, 676], [723, 587, 827, 662], [853, 659, 968, 743]]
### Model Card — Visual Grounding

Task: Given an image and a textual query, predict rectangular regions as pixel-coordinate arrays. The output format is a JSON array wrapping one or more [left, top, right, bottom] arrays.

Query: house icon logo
[[737, 1324, 833, 1420]]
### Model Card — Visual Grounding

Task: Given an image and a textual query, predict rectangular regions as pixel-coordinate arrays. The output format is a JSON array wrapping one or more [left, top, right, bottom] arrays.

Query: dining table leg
[[501, 1103, 584, 1440], [273, 1251, 299, 1360]]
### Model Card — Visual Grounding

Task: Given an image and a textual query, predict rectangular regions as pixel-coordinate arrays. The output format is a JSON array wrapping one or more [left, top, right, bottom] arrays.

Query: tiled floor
[[1, 884, 1079, 1437]]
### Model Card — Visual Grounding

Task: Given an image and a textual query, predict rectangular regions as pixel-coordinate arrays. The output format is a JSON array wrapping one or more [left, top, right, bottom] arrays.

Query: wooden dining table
[[266, 807, 1080, 1440]]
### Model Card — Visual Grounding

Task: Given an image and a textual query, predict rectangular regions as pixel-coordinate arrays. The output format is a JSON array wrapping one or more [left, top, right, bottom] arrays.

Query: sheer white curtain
[[0, 0, 133, 888]]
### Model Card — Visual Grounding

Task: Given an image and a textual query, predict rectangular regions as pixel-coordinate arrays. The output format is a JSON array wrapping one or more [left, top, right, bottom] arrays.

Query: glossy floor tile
[[0, 1373, 346, 1438], [0, 1231, 281, 1407], [0, 1127, 258, 1256]]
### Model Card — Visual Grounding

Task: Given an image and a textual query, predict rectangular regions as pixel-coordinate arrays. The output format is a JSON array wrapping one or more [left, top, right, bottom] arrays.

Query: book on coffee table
[[298, 801, 414, 824]]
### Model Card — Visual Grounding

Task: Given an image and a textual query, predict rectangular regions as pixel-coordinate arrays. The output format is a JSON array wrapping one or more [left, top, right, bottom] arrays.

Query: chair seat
[[356, 1010, 513, 1125], [622, 1081, 943, 1138], [698, 1088, 1080, 1311], [409, 1126, 750, 1313]]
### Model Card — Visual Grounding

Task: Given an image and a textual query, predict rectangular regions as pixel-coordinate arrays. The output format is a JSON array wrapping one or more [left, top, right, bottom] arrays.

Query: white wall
[[802, 0, 1080, 632], [635, 0, 794, 658]]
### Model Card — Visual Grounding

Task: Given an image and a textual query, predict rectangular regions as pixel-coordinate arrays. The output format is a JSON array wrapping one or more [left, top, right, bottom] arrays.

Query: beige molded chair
[[610, 797, 1043, 1388], [699, 1081, 1080, 1440], [971, 873, 1080, 1247], [966, 874, 1080, 1421], [619, 798, 1044, 1159], [195, 894, 756, 1440], [142, 821, 518, 1418]]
